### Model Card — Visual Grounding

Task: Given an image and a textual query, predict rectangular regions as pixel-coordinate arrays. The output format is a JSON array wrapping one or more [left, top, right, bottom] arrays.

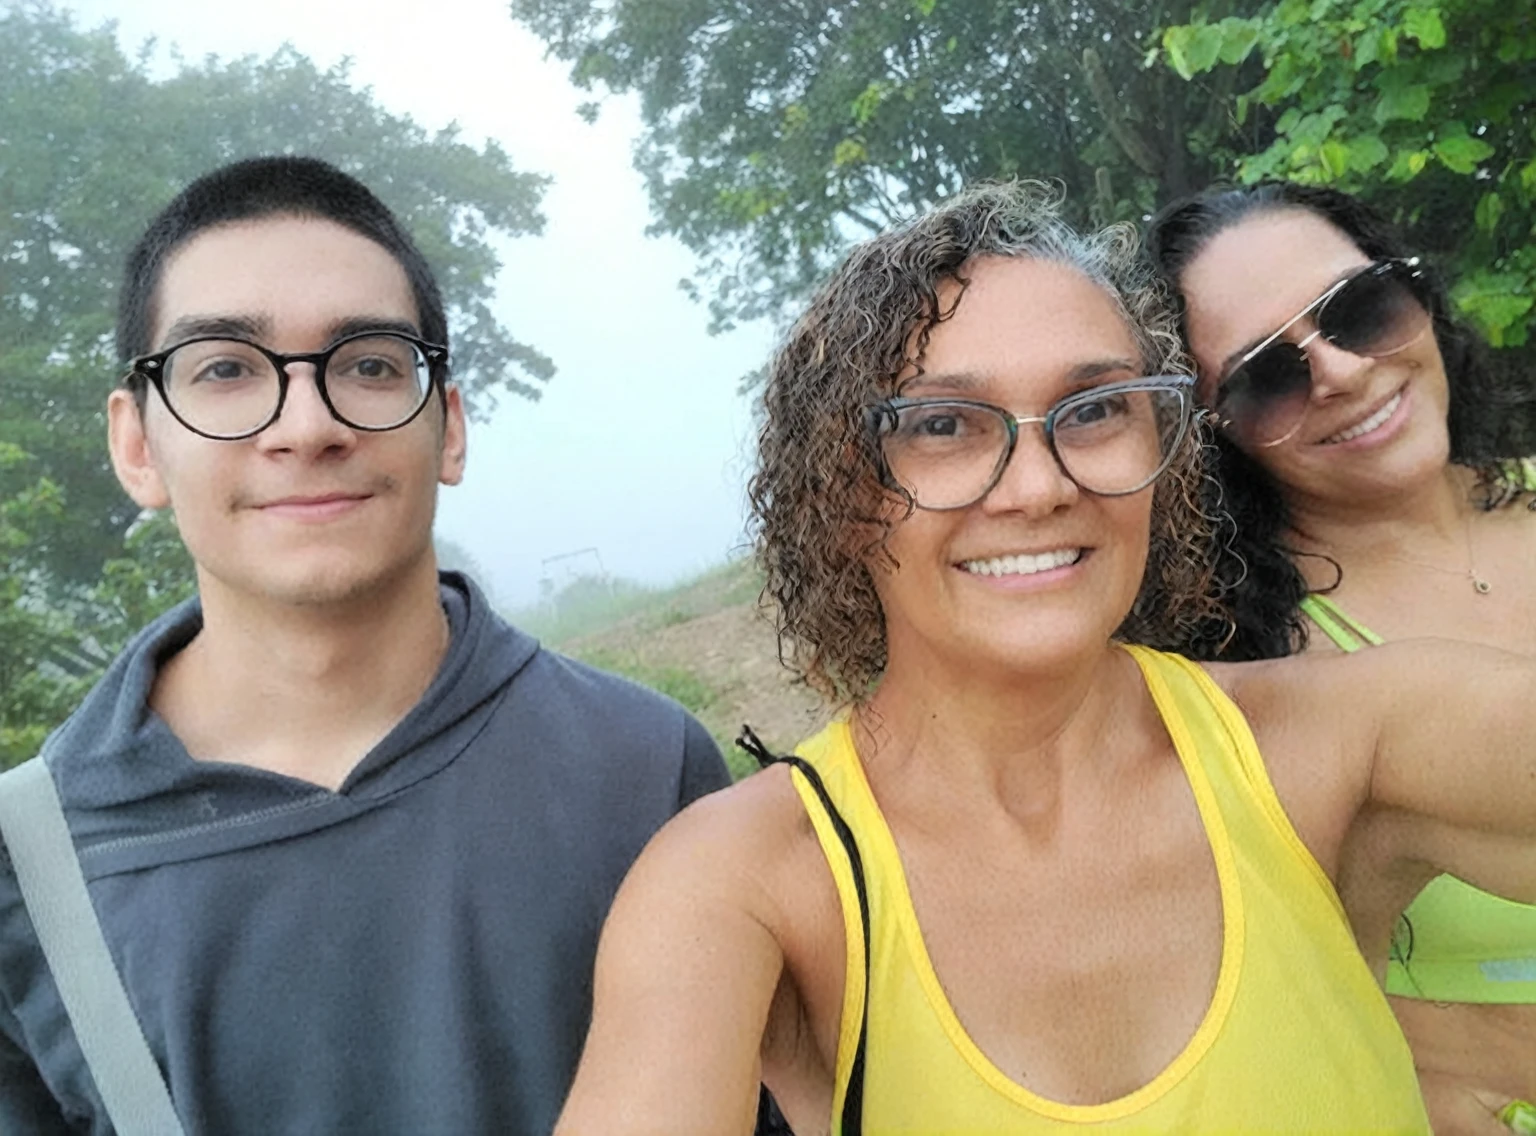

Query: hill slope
[[515, 560, 827, 778]]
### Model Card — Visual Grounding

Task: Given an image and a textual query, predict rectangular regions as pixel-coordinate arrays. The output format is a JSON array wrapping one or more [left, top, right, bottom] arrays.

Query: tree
[[512, 0, 1273, 330], [2, 2, 552, 586], [1161, 0, 1536, 354], [0, 3, 553, 764]]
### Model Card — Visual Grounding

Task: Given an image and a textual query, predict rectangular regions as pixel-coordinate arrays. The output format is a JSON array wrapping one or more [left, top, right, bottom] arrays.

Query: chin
[[1329, 425, 1449, 499], [956, 615, 1112, 675], [215, 555, 423, 609]]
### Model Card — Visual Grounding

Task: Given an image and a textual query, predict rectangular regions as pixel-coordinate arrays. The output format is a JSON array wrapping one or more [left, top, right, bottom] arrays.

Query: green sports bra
[[1299, 491, 1536, 1005]]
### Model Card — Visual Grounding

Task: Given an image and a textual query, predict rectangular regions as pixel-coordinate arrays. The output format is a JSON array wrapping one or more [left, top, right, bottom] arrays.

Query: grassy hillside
[[509, 560, 826, 779]]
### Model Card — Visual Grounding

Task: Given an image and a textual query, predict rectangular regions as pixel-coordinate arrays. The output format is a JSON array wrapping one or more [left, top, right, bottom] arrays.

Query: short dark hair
[[117, 156, 449, 365], [1145, 181, 1535, 660]]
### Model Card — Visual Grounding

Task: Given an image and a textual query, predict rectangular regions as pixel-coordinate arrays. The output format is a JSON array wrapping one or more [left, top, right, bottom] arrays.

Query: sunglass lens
[[1217, 343, 1311, 447], [1321, 264, 1429, 358]]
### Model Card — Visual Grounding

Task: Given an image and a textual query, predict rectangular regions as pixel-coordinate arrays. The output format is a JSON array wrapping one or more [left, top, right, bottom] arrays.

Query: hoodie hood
[[45, 572, 537, 854]]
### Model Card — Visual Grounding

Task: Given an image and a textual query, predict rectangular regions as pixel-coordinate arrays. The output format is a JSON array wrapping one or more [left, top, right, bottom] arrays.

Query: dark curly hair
[[749, 182, 1227, 703], [1146, 181, 1536, 661]]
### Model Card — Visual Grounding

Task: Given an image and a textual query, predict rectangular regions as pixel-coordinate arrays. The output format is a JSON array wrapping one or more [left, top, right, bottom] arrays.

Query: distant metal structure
[[538, 547, 612, 607]]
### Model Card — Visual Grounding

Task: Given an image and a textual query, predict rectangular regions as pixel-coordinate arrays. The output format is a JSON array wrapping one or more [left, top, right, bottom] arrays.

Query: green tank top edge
[[1301, 576, 1535, 1005], [1299, 594, 1383, 652]]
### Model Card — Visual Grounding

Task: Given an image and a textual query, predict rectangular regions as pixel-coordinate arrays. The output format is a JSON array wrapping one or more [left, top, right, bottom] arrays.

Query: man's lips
[[253, 492, 373, 519]]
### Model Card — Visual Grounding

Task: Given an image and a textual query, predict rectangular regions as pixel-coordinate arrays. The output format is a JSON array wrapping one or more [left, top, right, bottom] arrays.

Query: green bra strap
[[1300, 594, 1384, 652]]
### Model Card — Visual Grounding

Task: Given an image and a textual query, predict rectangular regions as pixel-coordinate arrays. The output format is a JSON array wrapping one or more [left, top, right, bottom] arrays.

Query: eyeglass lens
[[878, 385, 1188, 510], [159, 335, 432, 438], [1215, 262, 1430, 448]]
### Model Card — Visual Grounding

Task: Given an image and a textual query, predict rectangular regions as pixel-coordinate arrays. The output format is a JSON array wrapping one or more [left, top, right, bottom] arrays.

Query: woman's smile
[[955, 547, 1090, 590]]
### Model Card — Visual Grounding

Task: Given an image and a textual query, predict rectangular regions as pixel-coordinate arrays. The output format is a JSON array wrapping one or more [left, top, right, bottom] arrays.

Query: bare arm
[[1351, 641, 1536, 902], [555, 788, 790, 1136]]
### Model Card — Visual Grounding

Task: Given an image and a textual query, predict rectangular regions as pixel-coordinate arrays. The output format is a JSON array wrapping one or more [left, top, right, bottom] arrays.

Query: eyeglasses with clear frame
[[866, 376, 1196, 511], [126, 331, 450, 441]]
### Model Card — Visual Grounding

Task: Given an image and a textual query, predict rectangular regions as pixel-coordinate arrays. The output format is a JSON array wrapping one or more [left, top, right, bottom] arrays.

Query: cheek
[[878, 508, 953, 575], [1101, 496, 1154, 577], [144, 433, 233, 518], [866, 511, 947, 610]]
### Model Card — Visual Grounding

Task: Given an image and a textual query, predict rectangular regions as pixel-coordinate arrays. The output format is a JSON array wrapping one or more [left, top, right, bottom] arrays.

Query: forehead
[[910, 256, 1140, 388], [152, 215, 418, 348], [1180, 209, 1373, 377]]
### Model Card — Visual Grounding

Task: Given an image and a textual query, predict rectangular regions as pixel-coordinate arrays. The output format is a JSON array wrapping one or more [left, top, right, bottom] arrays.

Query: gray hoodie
[[0, 573, 730, 1134]]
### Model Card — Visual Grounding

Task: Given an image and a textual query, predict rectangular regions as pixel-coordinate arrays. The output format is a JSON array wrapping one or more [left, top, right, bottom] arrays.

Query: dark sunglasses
[[1211, 257, 1431, 448]]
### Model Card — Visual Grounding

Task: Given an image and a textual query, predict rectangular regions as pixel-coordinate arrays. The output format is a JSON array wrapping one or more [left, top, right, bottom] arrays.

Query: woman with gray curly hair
[[555, 183, 1536, 1135]]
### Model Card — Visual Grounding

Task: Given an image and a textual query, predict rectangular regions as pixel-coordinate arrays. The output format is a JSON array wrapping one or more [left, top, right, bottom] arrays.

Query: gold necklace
[[1378, 514, 1492, 595]]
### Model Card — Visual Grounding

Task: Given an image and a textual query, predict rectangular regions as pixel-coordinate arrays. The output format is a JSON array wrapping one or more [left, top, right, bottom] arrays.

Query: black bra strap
[[737, 727, 869, 1136]]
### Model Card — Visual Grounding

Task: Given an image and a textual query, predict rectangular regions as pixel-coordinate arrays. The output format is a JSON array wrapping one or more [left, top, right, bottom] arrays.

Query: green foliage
[[529, 566, 768, 777], [562, 645, 759, 779], [1160, 0, 1536, 349], [513, 0, 1274, 330], [0, 3, 551, 765], [0, 444, 89, 767]]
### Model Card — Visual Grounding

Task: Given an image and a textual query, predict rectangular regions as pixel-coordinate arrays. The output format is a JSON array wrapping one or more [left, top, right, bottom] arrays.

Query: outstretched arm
[[1361, 641, 1536, 903], [556, 790, 789, 1136]]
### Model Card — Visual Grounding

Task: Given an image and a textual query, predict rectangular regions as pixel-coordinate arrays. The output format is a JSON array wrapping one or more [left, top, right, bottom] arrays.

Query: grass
[[570, 646, 718, 717], [516, 558, 768, 780], [507, 558, 762, 645]]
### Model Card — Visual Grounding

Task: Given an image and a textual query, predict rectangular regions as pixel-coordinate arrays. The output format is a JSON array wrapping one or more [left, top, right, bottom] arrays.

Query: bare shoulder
[[1199, 642, 1467, 735], [623, 761, 836, 935], [1195, 641, 1534, 879], [1195, 653, 1377, 880]]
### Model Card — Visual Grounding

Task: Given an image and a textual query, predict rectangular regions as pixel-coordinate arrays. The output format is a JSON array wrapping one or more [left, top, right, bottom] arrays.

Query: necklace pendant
[[1473, 575, 1492, 595]]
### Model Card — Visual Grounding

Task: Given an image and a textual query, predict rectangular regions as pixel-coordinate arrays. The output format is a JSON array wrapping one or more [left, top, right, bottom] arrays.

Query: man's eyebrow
[[154, 315, 424, 354], [158, 314, 270, 349], [324, 316, 423, 341]]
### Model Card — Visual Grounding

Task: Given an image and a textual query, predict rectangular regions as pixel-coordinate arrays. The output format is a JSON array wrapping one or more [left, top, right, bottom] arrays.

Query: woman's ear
[[107, 389, 171, 509]]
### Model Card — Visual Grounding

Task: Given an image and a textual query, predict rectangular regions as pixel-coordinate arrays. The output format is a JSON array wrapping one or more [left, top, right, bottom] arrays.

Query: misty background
[[4, 0, 1529, 767], [68, 0, 777, 609]]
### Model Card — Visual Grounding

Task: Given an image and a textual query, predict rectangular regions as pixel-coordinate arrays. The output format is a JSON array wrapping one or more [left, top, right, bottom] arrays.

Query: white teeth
[[960, 549, 1082, 577], [1325, 392, 1401, 443]]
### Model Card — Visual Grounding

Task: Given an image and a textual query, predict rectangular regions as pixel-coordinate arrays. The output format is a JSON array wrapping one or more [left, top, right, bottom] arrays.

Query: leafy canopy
[[513, 0, 1272, 330], [1161, 0, 1536, 349]]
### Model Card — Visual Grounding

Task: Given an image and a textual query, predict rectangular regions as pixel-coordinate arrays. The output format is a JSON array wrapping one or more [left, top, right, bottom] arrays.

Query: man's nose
[[255, 363, 355, 451]]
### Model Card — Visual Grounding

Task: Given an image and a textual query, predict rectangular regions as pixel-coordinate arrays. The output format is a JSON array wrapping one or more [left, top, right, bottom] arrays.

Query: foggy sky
[[66, 0, 777, 608]]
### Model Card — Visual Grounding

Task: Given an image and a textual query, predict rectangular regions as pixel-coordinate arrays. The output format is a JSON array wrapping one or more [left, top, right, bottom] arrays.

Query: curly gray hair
[[749, 180, 1227, 703]]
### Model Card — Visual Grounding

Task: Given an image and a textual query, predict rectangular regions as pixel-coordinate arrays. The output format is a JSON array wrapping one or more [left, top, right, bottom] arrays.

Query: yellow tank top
[[789, 646, 1429, 1134]]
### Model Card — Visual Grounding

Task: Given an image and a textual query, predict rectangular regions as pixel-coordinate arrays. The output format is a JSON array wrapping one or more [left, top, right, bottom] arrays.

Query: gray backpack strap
[[0, 757, 186, 1136]]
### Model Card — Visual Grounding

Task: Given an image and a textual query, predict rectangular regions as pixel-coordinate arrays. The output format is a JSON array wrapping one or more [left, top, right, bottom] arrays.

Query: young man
[[0, 156, 730, 1134]]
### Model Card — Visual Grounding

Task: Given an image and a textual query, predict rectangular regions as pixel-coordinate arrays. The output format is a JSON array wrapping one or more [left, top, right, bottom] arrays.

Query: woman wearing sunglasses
[[1147, 182, 1536, 1135], [555, 183, 1536, 1135]]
